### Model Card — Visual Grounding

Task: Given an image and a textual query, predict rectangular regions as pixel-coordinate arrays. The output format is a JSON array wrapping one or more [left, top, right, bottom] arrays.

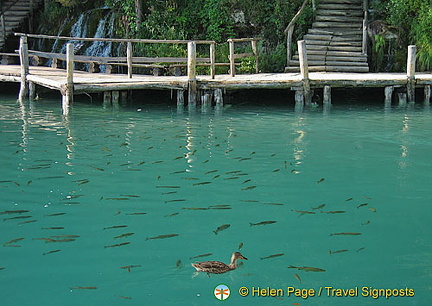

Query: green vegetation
[[36, 0, 430, 72], [370, 0, 432, 71]]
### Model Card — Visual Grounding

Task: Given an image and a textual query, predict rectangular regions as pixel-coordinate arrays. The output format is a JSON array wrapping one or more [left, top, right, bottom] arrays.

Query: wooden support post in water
[[297, 40, 311, 106], [18, 35, 29, 102], [127, 41, 133, 79], [214, 89, 223, 106], [187, 41, 197, 105], [201, 92, 212, 113], [323, 85, 331, 105], [177, 90, 184, 106], [384, 86, 394, 105], [228, 39, 235, 77], [112, 91, 120, 109], [103, 92, 111, 109], [424, 86, 431, 104], [62, 43, 74, 115], [406, 45, 416, 103], [29, 82, 36, 101], [120, 91, 128, 105], [210, 42, 215, 79]]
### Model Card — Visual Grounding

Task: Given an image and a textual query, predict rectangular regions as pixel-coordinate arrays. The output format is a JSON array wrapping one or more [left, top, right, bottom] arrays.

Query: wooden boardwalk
[[2, 64, 431, 92]]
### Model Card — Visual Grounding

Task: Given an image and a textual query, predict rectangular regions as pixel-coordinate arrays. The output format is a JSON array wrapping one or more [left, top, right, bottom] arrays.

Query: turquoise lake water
[[0, 93, 431, 305]]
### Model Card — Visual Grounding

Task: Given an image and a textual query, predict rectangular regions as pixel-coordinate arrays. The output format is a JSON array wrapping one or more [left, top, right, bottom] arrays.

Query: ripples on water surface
[[0, 96, 431, 305]]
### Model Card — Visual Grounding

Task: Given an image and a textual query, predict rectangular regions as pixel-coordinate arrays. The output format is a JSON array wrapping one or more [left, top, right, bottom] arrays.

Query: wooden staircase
[[0, 0, 42, 51], [286, 0, 369, 73]]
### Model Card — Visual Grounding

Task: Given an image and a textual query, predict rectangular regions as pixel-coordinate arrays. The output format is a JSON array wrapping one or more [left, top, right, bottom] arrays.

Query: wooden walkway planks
[[1, 64, 432, 93]]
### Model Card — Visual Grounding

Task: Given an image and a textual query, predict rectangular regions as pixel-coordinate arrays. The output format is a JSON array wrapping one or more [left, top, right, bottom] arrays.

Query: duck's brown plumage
[[191, 252, 247, 274]]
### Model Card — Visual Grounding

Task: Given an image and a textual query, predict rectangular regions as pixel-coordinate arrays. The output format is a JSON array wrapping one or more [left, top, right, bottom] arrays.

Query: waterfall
[[84, 12, 115, 58]]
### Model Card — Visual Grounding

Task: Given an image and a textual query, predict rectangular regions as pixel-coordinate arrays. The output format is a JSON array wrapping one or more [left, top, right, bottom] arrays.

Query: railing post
[[286, 27, 294, 68], [210, 42, 215, 79], [228, 39, 235, 77], [362, 7, 368, 55], [298, 40, 311, 106], [62, 42, 74, 115], [18, 35, 29, 102], [187, 41, 197, 105], [251, 39, 259, 74], [407, 45, 416, 103], [1, 14, 5, 44], [127, 41, 133, 79]]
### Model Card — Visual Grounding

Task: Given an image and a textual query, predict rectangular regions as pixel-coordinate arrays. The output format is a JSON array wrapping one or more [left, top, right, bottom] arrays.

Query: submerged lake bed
[[0, 95, 431, 305]]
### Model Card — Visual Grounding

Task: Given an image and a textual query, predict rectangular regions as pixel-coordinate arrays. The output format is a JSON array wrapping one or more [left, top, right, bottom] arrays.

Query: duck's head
[[232, 252, 248, 261]]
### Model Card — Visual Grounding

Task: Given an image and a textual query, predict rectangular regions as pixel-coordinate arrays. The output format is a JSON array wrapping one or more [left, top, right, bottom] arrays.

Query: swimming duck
[[191, 252, 247, 274]]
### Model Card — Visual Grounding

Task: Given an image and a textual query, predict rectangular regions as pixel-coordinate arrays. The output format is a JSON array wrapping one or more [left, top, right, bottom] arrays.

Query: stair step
[[304, 34, 362, 42], [306, 39, 362, 47], [315, 15, 363, 23], [319, 3, 363, 10], [319, 0, 363, 4], [293, 54, 367, 62], [306, 45, 363, 52], [308, 29, 363, 36], [313, 21, 362, 29], [290, 59, 368, 67], [316, 9, 363, 17], [285, 65, 369, 73]]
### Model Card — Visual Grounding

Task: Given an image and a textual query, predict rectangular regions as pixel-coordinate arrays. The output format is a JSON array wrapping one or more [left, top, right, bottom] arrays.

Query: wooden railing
[[284, 0, 315, 67], [15, 33, 217, 79], [227, 38, 261, 77]]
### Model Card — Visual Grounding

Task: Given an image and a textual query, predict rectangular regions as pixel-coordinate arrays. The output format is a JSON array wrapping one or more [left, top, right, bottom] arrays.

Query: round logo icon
[[214, 284, 231, 301]]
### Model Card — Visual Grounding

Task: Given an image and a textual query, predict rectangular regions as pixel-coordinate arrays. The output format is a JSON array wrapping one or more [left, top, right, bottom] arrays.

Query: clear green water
[[0, 95, 431, 305]]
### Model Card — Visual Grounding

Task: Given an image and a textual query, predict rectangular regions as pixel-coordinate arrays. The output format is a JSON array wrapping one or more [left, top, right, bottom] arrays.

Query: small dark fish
[[329, 249, 349, 255], [117, 295, 132, 300], [152, 161, 164, 164], [181, 177, 199, 180], [137, 161, 146, 166], [176, 259, 183, 269], [114, 233, 134, 239], [119, 264, 141, 272], [48, 238, 75, 243], [368, 207, 377, 213], [91, 166, 104, 171], [189, 253, 213, 259], [182, 207, 209, 210], [226, 171, 241, 174], [356, 247, 366, 252], [345, 197, 354, 202], [205, 170, 218, 174], [3, 237, 25, 245], [242, 179, 251, 184], [78, 180, 90, 186], [105, 198, 129, 201], [288, 265, 326, 272], [146, 234, 179, 241], [362, 220, 371, 226], [104, 225, 128, 230], [294, 273, 302, 283], [170, 171, 185, 175], [156, 186, 181, 188], [0, 210, 29, 215], [51, 235, 80, 238], [213, 174, 220, 179], [202, 159, 209, 164], [125, 212, 147, 215], [264, 202, 284, 206], [164, 199, 186, 204], [192, 182, 212, 186], [43, 249, 61, 255], [322, 210, 346, 214], [164, 212, 179, 217], [27, 180, 32, 186], [44, 213, 66, 217], [238, 242, 243, 250], [121, 194, 140, 198], [41, 227, 64, 230], [120, 142, 129, 147], [260, 253, 285, 260], [312, 204, 326, 210], [19, 219, 37, 224], [71, 286, 98, 290], [330, 232, 362, 236], [0, 267, 6, 270], [357, 203, 368, 208], [272, 169, 280, 172], [239, 157, 252, 161], [104, 242, 131, 248], [213, 224, 230, 235], [173, 156, 183, 160], [13, 181, 20, 186], [162, 191, 178, 195], [317, 178, 325, 183], [209, 204, 231, 208], [240, 200, 259, 203], [250, 221, 277, 226], [3, 215, 32, 221], [242, 185, 257, 191], [224, 177, 239, 180], [292, 210, 315, 217]]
